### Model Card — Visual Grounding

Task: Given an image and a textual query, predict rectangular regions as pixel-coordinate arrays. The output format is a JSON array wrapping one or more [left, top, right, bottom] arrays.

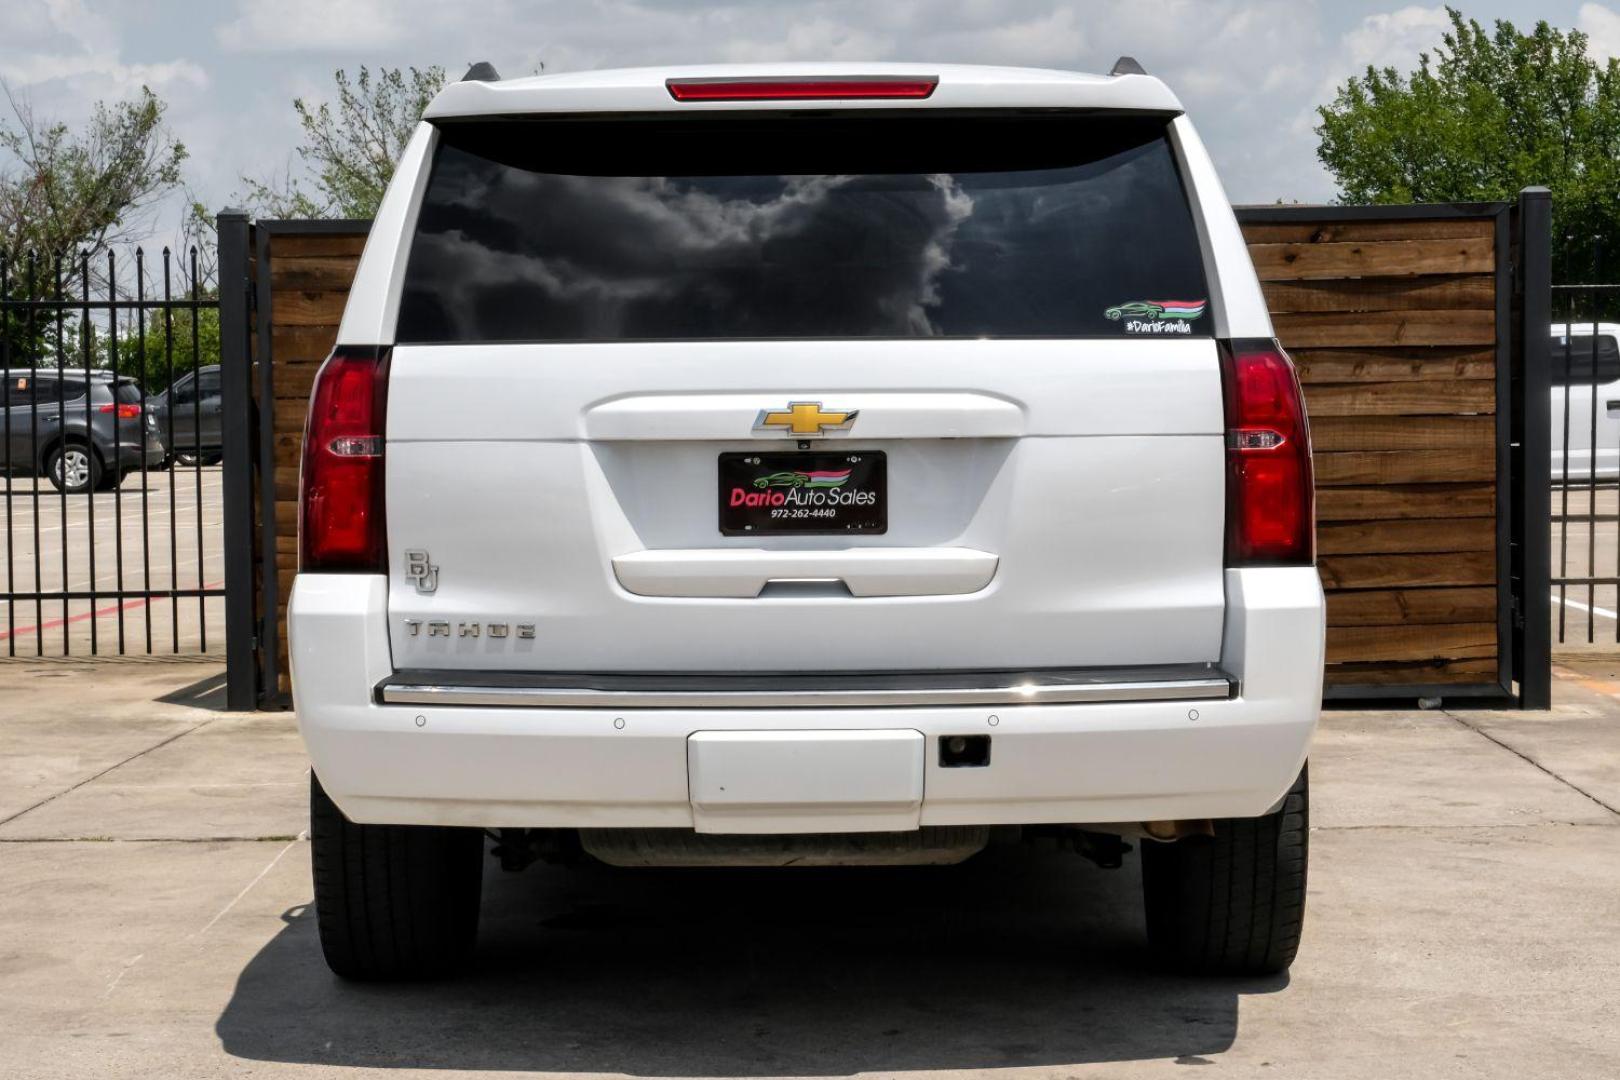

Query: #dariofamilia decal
[[1104, 299, 1207, 334]]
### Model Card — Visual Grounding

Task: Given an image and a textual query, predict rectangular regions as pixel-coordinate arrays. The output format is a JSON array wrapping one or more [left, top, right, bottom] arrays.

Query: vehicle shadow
[[111, 478, 173, 494], [155, 670, 228, 710], [216, 841, 1282, 1073]]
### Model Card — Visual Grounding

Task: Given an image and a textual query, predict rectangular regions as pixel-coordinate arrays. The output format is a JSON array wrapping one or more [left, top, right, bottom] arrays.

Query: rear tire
[[309, 773, 484, 980], [45, 442, 100, 494], [1141, 765, 1308, 975]]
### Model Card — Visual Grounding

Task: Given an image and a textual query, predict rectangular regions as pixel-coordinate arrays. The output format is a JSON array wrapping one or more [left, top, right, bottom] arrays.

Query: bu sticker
[[1105, 299, 1206, 335], [403, 549, 439, 593]]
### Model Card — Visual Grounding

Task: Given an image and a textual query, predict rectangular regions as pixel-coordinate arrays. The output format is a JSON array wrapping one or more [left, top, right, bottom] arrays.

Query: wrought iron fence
[[1550, 283, 1620, 645], [0, 246, 226, 656]]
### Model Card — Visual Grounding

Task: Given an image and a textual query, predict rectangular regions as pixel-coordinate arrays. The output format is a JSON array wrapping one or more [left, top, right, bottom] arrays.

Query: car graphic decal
[[1104, 299, 1207, 321], [751, 468, 853, 490]]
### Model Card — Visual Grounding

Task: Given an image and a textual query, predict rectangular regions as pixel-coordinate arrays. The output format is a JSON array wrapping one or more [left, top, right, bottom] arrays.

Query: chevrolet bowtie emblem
[[753, 401, 859, 437]]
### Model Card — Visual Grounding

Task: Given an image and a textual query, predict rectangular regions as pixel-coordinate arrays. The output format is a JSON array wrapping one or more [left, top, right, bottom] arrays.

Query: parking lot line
[[196, 838, 301, 937], [0, 580, 222, 642], [1553, 591, 1619, 620]]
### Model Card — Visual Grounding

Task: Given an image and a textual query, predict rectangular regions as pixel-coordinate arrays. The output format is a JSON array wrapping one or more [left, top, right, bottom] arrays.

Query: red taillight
[[300, 346, 389, 572], [99, 402, 141, 419], [1221, 340, 1314, 566], [666, 76, 938, 101]]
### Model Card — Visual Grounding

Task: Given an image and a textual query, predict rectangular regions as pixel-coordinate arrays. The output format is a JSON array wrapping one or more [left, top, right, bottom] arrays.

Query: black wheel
[[45, 442, 101, 494], [309, 773, 484, 980], [1141, 765, 1308, 975], [174, 450, 201, 467]]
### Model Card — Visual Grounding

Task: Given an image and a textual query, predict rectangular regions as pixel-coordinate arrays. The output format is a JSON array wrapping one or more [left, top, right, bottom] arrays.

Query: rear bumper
[[110, 438, 166, 468], [290, 568, 1324, 831]]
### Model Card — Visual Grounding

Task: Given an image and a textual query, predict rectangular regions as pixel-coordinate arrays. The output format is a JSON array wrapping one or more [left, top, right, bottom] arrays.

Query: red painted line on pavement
[[0, 581, 224, 642]]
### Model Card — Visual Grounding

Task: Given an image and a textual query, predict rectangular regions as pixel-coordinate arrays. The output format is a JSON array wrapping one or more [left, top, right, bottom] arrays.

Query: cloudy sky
[[2, 0, 1617, 242]]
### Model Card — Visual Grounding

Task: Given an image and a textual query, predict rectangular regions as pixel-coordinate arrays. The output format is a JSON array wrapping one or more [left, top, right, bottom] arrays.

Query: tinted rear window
[[398, 114, 1211, 343], [5, 375, 86, 403], [1552, 334, 1620, 385]]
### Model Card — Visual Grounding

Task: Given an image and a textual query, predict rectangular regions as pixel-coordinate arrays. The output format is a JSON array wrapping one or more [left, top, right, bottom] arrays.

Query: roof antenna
[[1109, 56, 1147, 76], [461, 61, 501, 82]]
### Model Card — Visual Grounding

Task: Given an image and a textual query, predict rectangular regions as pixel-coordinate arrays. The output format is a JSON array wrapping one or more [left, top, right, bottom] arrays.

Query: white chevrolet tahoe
[[290, 59, 1325, 981]]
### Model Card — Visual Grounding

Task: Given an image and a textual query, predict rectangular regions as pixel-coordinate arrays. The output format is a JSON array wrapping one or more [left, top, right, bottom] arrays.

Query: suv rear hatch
[[380, 111, 1227, 673]]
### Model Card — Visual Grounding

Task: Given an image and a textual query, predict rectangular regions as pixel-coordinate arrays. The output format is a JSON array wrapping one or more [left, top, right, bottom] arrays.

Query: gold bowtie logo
[[754, 401, 859, 437]]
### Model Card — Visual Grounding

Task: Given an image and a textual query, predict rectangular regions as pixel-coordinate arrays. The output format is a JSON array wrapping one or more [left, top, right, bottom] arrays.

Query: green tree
[[115, 309, 218, 389], [0, 83, 188, 366], [243, 65, 446, 219], [1316, 7, 1620, 282], [0, 83, 188, 260], [85, 201, 221, 391]]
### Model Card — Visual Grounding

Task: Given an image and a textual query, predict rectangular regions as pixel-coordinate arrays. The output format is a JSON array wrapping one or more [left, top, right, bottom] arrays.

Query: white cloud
[[1290, 4, 1450, 138], [1, 55, 206, 94], [215, 0, 414, 52], [976, 7, 1087, 67], [1578, 2, 1620, 63], [0, 1, 207, 105], [1341, 5, 1451, 71], [717, 18, 896, 62]]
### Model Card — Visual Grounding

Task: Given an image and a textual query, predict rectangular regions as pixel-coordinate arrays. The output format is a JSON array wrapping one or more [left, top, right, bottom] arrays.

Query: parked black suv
[[147, 364, 223, 466], [2, 369, 167, 493]]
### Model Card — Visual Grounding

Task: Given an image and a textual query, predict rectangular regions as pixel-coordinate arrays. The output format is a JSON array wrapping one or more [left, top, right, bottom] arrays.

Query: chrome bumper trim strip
[[377, 671, 1234, 709]]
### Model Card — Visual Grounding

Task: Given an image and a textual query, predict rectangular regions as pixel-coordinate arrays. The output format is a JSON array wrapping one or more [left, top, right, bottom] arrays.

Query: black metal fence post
[[1516, 186, 1552, 708], [218, 210, 258, 709], [253, 226, 281, 705]]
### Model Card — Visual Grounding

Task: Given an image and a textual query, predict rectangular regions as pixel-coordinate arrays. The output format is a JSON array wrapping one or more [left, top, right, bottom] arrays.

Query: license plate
[[719, 451, 886, 536]]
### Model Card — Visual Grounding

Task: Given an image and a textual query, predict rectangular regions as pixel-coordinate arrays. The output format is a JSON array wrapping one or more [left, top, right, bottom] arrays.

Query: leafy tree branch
[[0, 82, 187, 264], [1316, 7, 1620, 282], [242, 65, 445, 219]]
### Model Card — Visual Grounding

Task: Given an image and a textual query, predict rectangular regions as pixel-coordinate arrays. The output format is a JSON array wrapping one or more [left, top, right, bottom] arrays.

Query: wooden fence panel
[[258, 227, 364, 697], [1241, 207, 1505, 692]]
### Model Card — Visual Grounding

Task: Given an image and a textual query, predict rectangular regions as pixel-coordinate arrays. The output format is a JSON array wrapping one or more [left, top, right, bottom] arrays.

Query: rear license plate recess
[[719, 451, 886, 536]]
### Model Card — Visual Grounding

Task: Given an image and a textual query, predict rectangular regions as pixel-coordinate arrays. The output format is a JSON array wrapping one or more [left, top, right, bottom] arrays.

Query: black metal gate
[[1549, 282, 1620, 646], [0, 214, 256, 705]]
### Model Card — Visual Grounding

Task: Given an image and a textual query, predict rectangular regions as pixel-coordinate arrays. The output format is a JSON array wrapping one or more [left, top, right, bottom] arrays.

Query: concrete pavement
[[2, 658, 1618, 1078]]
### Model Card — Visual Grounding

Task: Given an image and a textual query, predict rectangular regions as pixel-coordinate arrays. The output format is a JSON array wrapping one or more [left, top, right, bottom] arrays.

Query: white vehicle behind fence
[[290, 59, 1326, 981], [1551, 323, 1620, 481]]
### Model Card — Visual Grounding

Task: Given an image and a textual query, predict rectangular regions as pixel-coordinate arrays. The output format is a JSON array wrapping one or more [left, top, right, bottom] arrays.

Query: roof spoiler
[[461, 61, 501, 83], [1109, 56, 1147, 77]]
